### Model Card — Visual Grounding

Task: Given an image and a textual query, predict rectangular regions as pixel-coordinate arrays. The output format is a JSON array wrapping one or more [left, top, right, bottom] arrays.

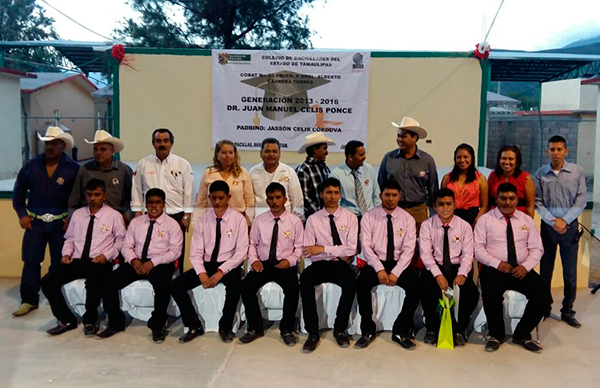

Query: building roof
[[91, 84, 113, 99], [487, 91, 520, 103], [20, 72, 97, 94], [0, 67, 37, 79]]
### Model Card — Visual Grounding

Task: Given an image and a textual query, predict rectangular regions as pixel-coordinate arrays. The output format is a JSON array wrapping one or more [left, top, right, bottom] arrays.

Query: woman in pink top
[[442, 143, 489, 226], [193, 140, 255, 226]]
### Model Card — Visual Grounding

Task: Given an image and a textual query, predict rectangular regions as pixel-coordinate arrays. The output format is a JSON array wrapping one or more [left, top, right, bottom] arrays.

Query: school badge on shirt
[[227, 229, 234, 237], [112, 177, 120, 186], [170, 170, 181, 178], [232, 180, 239, 186], [453, 235, 462, 243], [339, 225, 348, 233], [101, 223, 111, 232], [521, 225, 529, 233], [284, 230, 292, 238], [364, 179, 370, 186], [56, 177, 65, 185], [156, 230, 165, 238], [279, 175, 290, 183], [397, 228, 405, 237], [418, 170, 426, 178]]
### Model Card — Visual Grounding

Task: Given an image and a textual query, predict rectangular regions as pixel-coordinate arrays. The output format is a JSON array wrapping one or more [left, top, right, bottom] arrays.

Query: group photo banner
[[212, 50, 371, 152]]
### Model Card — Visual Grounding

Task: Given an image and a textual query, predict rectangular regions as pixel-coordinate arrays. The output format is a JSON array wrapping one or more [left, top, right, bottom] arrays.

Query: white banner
[[212, 50, 370, 152]]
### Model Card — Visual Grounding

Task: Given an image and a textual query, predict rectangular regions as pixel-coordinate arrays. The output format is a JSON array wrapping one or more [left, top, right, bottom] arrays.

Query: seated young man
[[172, 180, 249, 344], [300, 177, 358, 353], [41, 179, 126, 336], [475, 182, 551, 353], [97, 188, 183, 343], [239, 182, 303, 346], [355, 179, 420, 350], [420, 188, 479, 347]]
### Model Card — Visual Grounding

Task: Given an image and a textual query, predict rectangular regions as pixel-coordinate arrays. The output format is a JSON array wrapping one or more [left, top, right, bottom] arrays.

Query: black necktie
[[443, 225, 452, 278], [386, 214, 394, 262], [329, 214, 342, 246], [81, 215, 95, 260], [268, 217, 280, 264], [506, 217, 518, 266], [141, 220, 156, 262], [210, 218, 223, 263]]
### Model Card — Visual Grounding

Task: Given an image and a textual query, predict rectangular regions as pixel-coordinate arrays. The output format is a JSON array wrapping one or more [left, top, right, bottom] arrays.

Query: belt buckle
[[40, 213, 55, 223]]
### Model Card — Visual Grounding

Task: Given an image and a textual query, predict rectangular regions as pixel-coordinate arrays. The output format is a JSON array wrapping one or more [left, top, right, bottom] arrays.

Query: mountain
[[563, 34, 600, 49]]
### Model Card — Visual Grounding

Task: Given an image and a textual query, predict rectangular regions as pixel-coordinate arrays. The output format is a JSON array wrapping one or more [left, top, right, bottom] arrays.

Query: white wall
[[541, 79, 581, 111], [0, 74, 23, 180], [580, 84, 598, 111]]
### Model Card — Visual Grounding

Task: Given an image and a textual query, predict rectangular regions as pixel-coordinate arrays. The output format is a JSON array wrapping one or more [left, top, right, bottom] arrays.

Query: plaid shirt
[[295, 156, 330, 219]]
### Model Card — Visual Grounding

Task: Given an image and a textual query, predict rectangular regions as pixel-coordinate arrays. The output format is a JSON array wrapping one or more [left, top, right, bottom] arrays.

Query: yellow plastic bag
[[437, 294, 454, 349]]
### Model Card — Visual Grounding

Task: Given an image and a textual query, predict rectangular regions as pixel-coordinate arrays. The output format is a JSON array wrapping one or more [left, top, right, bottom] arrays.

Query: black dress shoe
[[239, 330, 264, 344], [219, 330, 235, 343], [513, 338, 543, 353], [96, 327, 124, 339], [484, 337, 501, 352], [333, 330, 351, 348], [423, 331, 437, 345], [281, 331, 298, 347], [179, 327, 204, 343], [354, 333, 376, 349], [561, 316, 582, 328], [152, 329, 167, 343], [392, 334, 416, 350], [83, 324, 97, 337], [454, 332, 467, 347], [303, 334, 320, 353], [47, 322, 77, 336]]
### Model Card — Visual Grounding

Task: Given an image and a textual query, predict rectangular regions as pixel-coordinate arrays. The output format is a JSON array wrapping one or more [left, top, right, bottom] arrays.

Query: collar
[[376, 205, 402, 219], [491, 207, 523, 221], [321, 206, 342, 219], [91, 158, 119, 172], [147, 212, 168, 225], [543, 161, 572, 175], [432, 214, 457, 230], [395, 147, 421, 160], [87, 204, 108, 219], [268, 209, 287, 221], [341, 161, 361, 175], [153, 153, 171, 164], [211, 206, 233, 222], [260, 162, 281, 173], [305, 156, 326, 166]]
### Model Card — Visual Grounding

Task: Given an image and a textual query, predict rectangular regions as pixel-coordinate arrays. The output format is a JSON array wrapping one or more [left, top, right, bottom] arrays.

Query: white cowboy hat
[[391, 116, 428, 139], [37, 126, 74, 150], [297, 133, 336, 154], [85, 130, 124, 153]]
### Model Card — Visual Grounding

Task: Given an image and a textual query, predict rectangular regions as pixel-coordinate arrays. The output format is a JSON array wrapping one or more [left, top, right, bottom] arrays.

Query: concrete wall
[[0, 74, 24, 180], [541, 79, 581, 111], [577, 114, 596, 173]]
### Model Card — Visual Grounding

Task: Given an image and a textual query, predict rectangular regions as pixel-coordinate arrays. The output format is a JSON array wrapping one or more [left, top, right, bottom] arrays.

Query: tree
[[119, 0, 320, 49], [0, 0, 62, 71]]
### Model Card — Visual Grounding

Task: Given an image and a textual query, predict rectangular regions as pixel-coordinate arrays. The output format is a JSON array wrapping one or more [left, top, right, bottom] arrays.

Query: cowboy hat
[[37, 126, 74, 150], [297, 133, 336, 154], [85, 130, 124, 153], [391, 117, 428, 139]]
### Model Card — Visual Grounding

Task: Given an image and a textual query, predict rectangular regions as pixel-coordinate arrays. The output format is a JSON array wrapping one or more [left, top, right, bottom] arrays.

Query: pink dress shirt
[[474, 207, 543, 272], [62, 205, 126, 262], [304, 207, 358, 262], [420, 214, 474, 278], [360, 205, 416, 277], [249, 210, 304, 267], [122, 212, 183, 267], [190, 206, 249, 275]]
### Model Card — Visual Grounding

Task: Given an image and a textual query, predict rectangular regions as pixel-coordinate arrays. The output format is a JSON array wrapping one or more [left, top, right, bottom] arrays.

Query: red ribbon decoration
[[474, 43, 491, 60], [111, 44, 137, 70]]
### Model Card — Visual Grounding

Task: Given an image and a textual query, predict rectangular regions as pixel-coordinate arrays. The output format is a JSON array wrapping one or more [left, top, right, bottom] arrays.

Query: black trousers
[[169, 212, 186, 275], [171, 263, 242, 332], [480, 265, 551, 341], [420, 264, 479, 334], [356, 261, 421, 336], [241, 262, 299, 333], [101, 262, 174, 331], [41, 258, 112, 325], [300, 260, 356, 335]]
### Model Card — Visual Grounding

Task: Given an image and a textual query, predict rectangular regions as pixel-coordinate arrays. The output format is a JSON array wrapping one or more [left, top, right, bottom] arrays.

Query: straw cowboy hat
[[85, 130, 124, 153], [37, 126, 74, 150], [297, 133, 336, 154], [391, 117, 428, 139]]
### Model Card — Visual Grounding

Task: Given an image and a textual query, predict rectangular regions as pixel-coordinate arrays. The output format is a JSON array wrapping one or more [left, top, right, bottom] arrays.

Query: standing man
[[250, 138, 304, 218], [355, 180, 420, 350], [69, 130, 133, 222], [239, 182, 303, 346], [534, 135, 586, 328], [41, 179, 126, 336], [131, 128, 194, 273], [12, 126, 79, 317], [475, 183, 551, 353], [172, 180, 248, 344], [378, 117, 438, 229], [329, 140, 380, 218], [295, 133, 336, 220], [300, 178, 358, 353], [97, 188, 183, 343]]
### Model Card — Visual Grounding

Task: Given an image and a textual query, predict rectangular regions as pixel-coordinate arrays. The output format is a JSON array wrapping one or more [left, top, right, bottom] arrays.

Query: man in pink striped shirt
[[41, 179, 126, 336], [239, 182, 303, 346], [172, 180, 249, 344], [300, 177, 358, 353], [97, 188, 183, 343], [475, 182, 551, 353], [420, 188, 479, 347]]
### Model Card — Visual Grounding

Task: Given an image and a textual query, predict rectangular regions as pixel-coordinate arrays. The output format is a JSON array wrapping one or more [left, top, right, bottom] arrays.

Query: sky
[[39, 0, 600, 52]]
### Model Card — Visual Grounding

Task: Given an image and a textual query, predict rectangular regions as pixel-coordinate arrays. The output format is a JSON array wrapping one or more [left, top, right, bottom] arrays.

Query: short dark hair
[[145, 188, 166, 203], [494, 145, 523, 178], [344, 140, 364, 159], [266, 182, 286, 197], [152, 128, 174, 143], [209, 180, 230, 195], [434, 188, 455, 202], [548, 135, 567, 148], [85, 178, 106, 193], [318, 177, 340, 193], [380, 179, 401, 193], [261, 138, 280, 151], [306, 143, 326, 157], [496, 182, 518, 196]]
